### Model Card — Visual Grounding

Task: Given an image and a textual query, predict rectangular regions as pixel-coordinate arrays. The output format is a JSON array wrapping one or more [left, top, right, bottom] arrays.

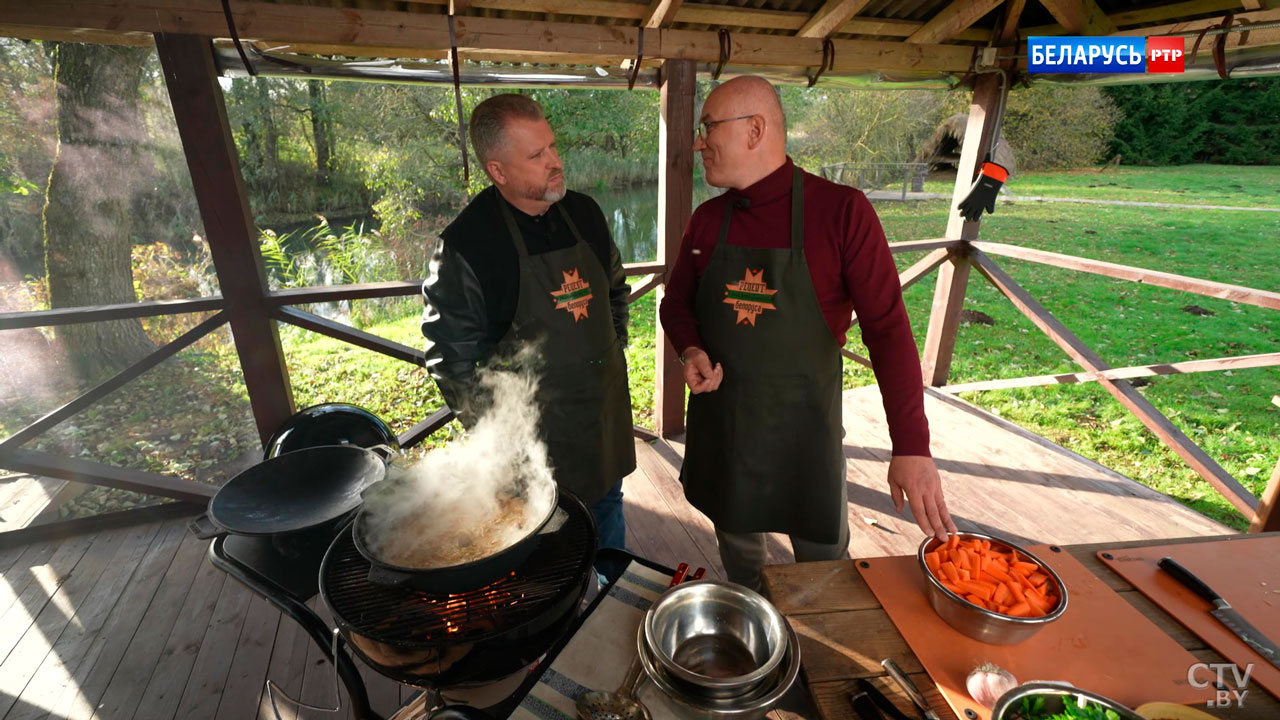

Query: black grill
[[321, 493, 595, 647]]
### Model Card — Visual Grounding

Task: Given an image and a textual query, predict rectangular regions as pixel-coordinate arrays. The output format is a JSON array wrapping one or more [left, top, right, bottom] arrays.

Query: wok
[[352, 481, 566, 592], [190, 445, 387, 539]]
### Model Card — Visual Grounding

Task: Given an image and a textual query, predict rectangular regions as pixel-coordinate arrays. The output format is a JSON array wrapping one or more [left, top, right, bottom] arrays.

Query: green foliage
[[1105, 77, 1280, 165], [1000, 86, 1121, 170], [1017, 695, 1121, 720]]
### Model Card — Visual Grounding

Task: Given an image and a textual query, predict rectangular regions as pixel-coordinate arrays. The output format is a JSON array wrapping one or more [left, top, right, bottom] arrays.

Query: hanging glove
[[956, 160, 1009, 222]]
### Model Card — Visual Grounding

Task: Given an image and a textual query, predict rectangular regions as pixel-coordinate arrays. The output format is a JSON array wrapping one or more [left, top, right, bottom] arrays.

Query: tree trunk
[[43, 42, 155, 380], [308, 79, 333, 186], [257, 80, 279, 182]]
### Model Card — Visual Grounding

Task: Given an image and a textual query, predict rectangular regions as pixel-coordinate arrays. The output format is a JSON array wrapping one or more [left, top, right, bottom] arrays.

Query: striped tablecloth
[[510, 561, 697, 720]]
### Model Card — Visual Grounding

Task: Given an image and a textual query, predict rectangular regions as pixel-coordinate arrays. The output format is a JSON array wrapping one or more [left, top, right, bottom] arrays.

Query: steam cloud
[[361, 351, 557, 569]]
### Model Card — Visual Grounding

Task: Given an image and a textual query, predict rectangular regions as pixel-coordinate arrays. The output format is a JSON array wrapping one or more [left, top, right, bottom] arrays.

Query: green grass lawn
[[924, 165, 1280, 208], [862, 188, 1279, 529]]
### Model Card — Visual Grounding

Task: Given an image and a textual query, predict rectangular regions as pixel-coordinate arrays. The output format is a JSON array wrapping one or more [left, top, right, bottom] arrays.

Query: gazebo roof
[[2, 0, 1278, 87]]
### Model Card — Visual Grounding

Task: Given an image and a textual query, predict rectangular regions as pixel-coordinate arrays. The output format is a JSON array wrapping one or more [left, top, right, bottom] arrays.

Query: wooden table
[[761, 533, 1280, 720]]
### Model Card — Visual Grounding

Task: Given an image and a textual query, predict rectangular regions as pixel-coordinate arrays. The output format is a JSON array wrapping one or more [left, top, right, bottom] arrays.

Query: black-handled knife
[[1159, 557, 1280, 670]]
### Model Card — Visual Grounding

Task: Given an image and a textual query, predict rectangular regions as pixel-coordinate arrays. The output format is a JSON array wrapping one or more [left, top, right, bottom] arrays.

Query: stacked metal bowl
[[637, 580, 800, 719]]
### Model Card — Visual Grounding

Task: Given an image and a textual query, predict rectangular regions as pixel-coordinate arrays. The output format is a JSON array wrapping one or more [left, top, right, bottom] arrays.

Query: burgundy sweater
[[659, 158, 931, 457]]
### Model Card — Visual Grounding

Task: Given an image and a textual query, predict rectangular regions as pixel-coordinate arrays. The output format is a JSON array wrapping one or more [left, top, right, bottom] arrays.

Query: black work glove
[[956, 160, 1009, 221]]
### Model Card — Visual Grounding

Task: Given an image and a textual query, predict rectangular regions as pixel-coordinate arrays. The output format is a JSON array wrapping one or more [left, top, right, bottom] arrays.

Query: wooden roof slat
[[905, 0, 1005, 43], [0, 0, 986, 72], [995, 0, 1027, 43], [795, 0, 874, 37], [1111, 5, 1280, 52], [643, 0, 685, 28], [1019, 0, 1242, 36], [1037, 0, 1118, 34]]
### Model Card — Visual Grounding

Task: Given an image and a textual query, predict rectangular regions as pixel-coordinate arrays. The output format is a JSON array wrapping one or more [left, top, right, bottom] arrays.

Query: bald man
[[659, 76, 955, 590]]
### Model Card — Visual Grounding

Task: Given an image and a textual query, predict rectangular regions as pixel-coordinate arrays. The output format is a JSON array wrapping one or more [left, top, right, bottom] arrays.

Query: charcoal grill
[[321, 489, 597, 688]]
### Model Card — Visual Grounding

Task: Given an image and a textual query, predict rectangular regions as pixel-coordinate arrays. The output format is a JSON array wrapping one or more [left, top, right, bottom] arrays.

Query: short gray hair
[[470, 94, 545, 165]]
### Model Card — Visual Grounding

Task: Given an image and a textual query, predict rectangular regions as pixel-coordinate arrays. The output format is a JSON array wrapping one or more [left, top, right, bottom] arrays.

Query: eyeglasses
[[696, 114, 756, 141]]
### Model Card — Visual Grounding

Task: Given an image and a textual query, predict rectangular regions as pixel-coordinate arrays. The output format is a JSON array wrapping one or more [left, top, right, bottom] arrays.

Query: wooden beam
[[625, 261, 668, 276], [267, 281, 422, 306], [0, 501, 203, 550], [840, 347, 874, 369], [156, 34, 294, 448], [888, 238, 964, 254], [0, 1, 983, 74], [0, 448, 218, 504], [643, 0, 683, 29], [995, 0, 1027, 45], [939, 351, 1280, 393], [796, 0, 873, 39], [1019, 0, 1245, 36], [898, 248, 952, 293], [970, 248, 1259, 517], [275, 307, 425, 366], [627, 274, 665, 303], [655, 59, 694, 439], [0, 313, 228, 452], [1111, 8, 1280, 54], [906, 0, 1005, 45], [398, 407, 456, 450], [0, 296, 224, 331], [1037, 0, 1117, 34], [971, 241, 1280, 311], [1241, 0, 1264, 11], [1248, 396, 1280, 532], [920, 251, 973, 385], [921, 71, 1005, 386]]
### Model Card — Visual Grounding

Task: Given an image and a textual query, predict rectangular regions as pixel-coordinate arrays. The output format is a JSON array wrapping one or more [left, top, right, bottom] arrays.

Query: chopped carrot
[[941, 581, 966, 596], [1006, 602, 1032, 617], [984, 564, 1012, 583], [924, 552, 942, 574], [965, 593, 986, 607], [940, 561, 960, 583], [1013, 561, 1040, 575], [957, 548, 973, 571], [948, 534, 960, 550], [959, 568, 971, 581], [993, 583, 1011, 606], [1028, 572, 1049, 587], [1008, 581, 1027, 605]]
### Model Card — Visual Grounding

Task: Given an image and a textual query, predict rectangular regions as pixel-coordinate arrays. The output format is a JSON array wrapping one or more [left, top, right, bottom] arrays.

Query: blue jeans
[[590, 478, 627, 550], [590, 479, 628, 583]]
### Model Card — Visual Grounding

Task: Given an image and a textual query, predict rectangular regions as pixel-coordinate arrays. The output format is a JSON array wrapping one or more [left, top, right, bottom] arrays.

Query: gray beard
[[540, 185, 567, 203]]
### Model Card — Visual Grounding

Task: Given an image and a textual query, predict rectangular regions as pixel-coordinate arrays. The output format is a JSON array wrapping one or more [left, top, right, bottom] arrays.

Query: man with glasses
[[659, 76, 955, 591]]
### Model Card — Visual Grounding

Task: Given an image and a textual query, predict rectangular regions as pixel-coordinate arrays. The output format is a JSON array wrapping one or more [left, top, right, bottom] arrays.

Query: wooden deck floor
[[0, 387, 1232, 720]]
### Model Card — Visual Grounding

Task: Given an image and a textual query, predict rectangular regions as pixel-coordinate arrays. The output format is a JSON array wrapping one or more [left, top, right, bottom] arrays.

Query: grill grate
[[321, 495, 594, 646]]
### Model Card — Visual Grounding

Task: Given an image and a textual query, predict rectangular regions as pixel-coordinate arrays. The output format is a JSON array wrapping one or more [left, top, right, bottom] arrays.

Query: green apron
[[682, 168, 846, 544], [492, 195, 636, 506]]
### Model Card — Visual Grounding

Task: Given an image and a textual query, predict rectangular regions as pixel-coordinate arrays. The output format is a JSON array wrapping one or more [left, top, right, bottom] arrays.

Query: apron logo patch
[[550, 268, 593, 322], [723, 268, 778, 326]]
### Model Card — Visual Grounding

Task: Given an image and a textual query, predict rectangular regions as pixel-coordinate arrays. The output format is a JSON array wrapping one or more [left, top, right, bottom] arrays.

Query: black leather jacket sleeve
[[421, 241, 488, 426], [606, 237, 630, 345]]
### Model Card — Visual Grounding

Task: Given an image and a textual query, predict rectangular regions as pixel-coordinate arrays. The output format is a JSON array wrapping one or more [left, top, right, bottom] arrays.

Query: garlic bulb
[[966, 663, 1017, 709]]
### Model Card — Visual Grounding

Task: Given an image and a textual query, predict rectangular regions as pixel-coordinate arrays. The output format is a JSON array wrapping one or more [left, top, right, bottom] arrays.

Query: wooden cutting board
[[858, 546, 1213, 720], [1098, 536, 1280, 701]]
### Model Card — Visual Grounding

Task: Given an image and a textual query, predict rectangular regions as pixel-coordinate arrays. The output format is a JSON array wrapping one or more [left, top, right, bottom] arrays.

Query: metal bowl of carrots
[[917, 531, 1068, 645]]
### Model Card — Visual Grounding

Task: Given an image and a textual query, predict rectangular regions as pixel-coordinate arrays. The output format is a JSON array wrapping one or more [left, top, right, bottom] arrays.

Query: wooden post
[[1248, 395, 1280, 532], [655, 59, 695, 438], [155, 34, 295, 446], [920, 71, 1006, 386]]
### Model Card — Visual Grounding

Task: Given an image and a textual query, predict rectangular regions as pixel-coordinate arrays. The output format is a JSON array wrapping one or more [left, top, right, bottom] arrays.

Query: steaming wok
[[190, 445, 387, 539], [352, 480, 566, 592]]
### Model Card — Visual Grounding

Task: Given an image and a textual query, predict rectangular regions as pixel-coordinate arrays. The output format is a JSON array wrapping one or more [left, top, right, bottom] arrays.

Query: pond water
[[592, 182, 718, 264]]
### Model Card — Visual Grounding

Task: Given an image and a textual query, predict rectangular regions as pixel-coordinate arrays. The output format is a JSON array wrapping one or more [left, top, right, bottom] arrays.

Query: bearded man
[[422, 94, 635, 554]]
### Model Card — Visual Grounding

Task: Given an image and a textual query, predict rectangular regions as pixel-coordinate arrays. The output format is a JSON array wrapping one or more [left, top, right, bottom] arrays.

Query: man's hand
[[681, 347, 723, 394], [887, 455, 956, 542]]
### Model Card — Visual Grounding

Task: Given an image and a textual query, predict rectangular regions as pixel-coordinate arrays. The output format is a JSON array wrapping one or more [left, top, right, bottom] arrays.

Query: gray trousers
[[713, 481, 851, 593]]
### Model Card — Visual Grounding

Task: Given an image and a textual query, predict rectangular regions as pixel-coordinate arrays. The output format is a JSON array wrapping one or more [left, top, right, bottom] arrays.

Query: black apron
[[682, 168, 846, 544], [492, 195, 636, 506]]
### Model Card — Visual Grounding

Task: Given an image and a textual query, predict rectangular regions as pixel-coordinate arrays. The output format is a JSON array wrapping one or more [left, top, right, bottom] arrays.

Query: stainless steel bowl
[[990, 681, 1147, 720], [642, 580, 789, 696], [917, 531, 1068, 645], [636, 617, 800, 719]]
